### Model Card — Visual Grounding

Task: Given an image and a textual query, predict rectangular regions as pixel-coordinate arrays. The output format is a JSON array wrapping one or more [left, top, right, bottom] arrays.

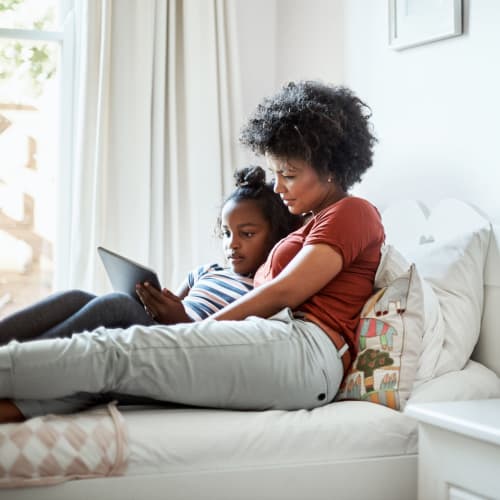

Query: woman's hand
[[136, 283, 193, 324]]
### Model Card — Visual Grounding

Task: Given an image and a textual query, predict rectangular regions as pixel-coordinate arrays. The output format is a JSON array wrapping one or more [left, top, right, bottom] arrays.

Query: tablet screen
[[97, 246, 161, 301]]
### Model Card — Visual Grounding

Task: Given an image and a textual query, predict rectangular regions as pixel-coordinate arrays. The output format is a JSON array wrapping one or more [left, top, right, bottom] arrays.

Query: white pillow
[[408, 360, 500, 404], [375, 244, 443, 387], [381, 201, 444, 386], [406, 200, 491, 378], [374, 244, 409, 286], [413, 279, 444, 385]]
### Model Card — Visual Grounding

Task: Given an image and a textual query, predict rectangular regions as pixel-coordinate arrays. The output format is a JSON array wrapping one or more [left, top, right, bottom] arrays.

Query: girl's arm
[[174, 278, 190, 299], [211, 243, 343, 321]]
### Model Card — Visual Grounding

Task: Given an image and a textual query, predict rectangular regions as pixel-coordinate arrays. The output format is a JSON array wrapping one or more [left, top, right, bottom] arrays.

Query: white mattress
[[125, 401, 416, 476], [122, 360, 500, 478]]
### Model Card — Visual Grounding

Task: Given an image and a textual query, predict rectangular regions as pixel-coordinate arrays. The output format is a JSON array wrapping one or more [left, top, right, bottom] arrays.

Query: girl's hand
[[136, 283, 193, 324]]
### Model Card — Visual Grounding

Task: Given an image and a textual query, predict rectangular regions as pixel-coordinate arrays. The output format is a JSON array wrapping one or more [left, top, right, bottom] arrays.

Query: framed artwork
[[388, 0, 463, 50]]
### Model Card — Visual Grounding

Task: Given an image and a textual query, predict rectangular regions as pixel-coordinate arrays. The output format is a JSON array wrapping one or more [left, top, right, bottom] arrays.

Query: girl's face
[[220, 199, 272, 276], [266, 155, 343, 215]]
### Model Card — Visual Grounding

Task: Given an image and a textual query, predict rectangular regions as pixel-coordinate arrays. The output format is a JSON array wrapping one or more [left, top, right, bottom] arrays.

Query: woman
[[0, 81, 384, 422]]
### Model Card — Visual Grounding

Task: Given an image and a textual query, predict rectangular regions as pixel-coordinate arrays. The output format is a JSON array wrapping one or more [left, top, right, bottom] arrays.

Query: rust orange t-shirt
[[254, 196, 385, 355]]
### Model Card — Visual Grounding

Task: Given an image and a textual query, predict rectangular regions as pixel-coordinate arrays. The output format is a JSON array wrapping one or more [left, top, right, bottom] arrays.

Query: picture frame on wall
[[388, 0, 463, 50]]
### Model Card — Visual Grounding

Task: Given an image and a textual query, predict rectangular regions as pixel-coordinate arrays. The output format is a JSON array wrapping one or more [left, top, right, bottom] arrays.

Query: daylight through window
[[0, 0, 71, 318]]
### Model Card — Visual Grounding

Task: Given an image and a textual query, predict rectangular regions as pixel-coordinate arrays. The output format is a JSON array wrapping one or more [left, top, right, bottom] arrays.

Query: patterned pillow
[[336, 262, 424, 411], [0, 403, 128, 488]]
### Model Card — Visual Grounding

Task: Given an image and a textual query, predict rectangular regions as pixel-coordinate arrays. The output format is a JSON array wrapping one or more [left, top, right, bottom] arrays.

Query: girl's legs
[[0, 291, 155, 344], [0, 290, 96, 344], [0, 308, 344, 418], [38, 292, 155, 340]]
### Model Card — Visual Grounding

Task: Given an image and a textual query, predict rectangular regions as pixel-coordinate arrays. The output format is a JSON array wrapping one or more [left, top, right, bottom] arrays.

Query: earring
[[327, 177, 332, 183]]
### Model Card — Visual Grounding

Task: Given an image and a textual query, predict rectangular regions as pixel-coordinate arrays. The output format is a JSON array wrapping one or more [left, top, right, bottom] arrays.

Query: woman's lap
[[0, 309, 343, 416]]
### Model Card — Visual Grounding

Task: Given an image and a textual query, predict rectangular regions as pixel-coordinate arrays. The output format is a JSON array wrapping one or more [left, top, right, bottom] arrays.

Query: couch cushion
[[336, 245, 424, 410]]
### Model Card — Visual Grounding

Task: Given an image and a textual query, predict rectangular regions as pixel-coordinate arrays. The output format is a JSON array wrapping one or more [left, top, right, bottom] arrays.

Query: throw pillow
[[336, 256, 424, 411], [405, 199, 491, 377]]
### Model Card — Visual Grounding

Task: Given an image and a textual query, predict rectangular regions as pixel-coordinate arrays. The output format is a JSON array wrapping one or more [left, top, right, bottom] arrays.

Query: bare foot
[[0, 399, 25, 423]]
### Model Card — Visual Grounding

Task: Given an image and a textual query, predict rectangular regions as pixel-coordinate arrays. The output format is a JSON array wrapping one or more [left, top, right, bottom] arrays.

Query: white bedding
[[123, 360, 500, 479], [126, 403, 415, 475]]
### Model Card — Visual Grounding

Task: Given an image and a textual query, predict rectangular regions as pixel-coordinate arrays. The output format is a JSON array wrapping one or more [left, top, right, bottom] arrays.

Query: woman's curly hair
[[217, 165, 303, 245], [239, 81, 377, 191]]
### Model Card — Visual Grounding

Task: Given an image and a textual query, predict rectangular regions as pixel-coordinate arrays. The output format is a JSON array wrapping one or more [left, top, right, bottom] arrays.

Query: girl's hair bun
[[217, 163, 303, 246], [234, 165, 266, 189]]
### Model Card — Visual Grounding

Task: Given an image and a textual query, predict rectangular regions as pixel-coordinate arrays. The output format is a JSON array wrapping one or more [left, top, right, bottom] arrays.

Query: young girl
[[0, 165, 302, 345]]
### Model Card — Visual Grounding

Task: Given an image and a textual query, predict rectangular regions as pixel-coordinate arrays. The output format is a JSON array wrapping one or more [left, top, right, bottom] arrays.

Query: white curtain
[[54, 0, 244, 293]]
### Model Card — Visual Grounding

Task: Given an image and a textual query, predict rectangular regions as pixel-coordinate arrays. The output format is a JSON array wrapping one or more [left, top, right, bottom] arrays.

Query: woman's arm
[[211, 243, 343, 321]]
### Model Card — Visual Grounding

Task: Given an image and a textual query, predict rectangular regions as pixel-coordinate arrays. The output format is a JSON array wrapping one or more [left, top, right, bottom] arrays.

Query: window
[[0, 0, 74, 318]]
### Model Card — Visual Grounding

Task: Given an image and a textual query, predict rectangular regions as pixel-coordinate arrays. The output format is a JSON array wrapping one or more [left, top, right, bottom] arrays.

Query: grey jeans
[[0, 309, 344, 417]]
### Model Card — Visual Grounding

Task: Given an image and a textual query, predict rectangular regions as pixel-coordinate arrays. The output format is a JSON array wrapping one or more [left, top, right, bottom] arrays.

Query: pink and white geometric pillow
[[0, 402, 128, 488]]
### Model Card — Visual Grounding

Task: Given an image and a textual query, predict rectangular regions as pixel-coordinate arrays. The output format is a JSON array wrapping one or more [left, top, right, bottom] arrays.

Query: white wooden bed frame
[[3, 200, 500, 500]]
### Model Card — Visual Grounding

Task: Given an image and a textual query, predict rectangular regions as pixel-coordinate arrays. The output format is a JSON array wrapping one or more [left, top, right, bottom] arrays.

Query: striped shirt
[[182, 263, 254, 321]]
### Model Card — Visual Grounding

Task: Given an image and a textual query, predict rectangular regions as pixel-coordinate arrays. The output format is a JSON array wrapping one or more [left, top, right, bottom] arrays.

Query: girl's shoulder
[[187, 263, 224, 287], [188, 263, 253, 286]]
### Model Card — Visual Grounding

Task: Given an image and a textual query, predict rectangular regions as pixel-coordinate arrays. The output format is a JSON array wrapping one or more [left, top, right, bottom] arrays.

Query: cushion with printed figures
[[336, 262, 424, 411]]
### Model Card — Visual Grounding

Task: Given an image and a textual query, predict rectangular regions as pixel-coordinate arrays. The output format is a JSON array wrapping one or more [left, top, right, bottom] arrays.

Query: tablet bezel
[[97, 246, 162, 301]]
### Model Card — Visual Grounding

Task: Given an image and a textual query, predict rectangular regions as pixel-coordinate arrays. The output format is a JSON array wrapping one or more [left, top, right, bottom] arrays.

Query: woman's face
[[220, 199, 272, 276], [266, 155, 340, 215]]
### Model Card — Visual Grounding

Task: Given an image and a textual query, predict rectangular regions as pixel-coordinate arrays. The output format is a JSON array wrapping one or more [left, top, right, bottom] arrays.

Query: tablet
[[97, 246, 162, 301]]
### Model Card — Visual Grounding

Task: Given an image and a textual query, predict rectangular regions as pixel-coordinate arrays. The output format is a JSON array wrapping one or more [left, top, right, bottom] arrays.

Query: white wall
[[232, 0, 276, 168], [233, 0, 278, 121], [234, 0, 345, 165], [274, 0, 344, 87], [235, 0, 500, 220], [343, 0, 500, 221]]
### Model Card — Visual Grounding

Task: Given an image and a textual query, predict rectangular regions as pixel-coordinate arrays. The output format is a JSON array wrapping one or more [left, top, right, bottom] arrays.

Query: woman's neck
[[311, 190, 349, 215]]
